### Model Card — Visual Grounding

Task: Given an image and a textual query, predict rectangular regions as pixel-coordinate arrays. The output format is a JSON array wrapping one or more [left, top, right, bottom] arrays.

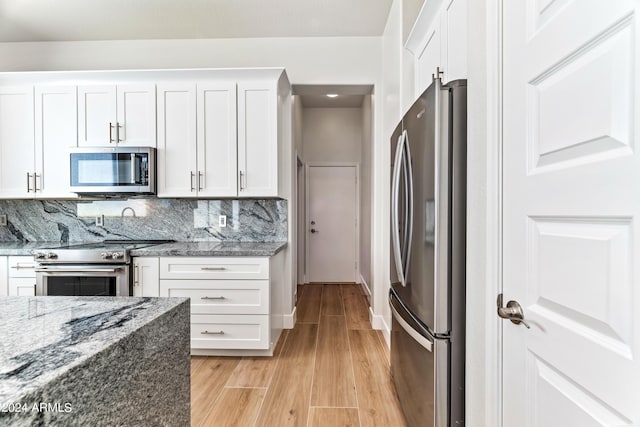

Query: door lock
[[497, 293, 530, 329]]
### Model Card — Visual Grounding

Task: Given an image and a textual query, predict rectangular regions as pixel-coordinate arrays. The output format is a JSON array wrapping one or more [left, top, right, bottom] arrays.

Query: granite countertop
[[0, 242, 66, 256], [0, 241, 287, 257], [0, 296, 189, 406], [129, 241, 287, 257]]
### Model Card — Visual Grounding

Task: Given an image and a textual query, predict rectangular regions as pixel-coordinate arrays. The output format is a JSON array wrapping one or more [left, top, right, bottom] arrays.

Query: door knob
[[497, 293, 530, 329], [311, 221, 316, 225], [310, 228, 318, 234]]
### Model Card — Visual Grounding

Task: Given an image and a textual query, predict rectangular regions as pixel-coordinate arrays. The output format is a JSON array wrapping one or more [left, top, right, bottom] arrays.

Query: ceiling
[[0, 0, 394, 42]]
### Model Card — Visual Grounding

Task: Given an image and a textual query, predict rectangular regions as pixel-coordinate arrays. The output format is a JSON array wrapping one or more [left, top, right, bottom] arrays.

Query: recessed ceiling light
[[326, 94, 339, 98]]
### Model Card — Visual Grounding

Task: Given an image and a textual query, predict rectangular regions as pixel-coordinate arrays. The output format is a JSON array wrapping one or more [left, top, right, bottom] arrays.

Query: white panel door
[[77, 85, 116, 146], [0, 86, 34, 198], [156, 83, 197, 197], [35, 85, 77, 198], [116, 84, 156, 147], [503, 1, 640, 425], [197, 83, 237, 197], [238, 81, 278, 197], [307, 165, 358, 283]]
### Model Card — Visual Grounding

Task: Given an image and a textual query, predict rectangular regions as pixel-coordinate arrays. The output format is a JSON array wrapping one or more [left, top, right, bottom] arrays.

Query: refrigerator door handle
[[390, 296, 433, 352], [391, 133, 406, 286], [403, 130, 414, 276]]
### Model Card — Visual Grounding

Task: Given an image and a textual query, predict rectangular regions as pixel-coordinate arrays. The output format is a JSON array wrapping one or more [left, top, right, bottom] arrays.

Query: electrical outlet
[[218, 215, 227, 227], [95, 215, 104, 227], [0, 214, 6, 226]]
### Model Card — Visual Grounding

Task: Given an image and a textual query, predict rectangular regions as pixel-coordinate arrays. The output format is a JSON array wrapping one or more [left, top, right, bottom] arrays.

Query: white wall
[[0, 37, 380, 85], [371, 0, 403, 342], [360, 96, 373, 296], [302, 108, 363, 163], [293, 96, 306, 286]]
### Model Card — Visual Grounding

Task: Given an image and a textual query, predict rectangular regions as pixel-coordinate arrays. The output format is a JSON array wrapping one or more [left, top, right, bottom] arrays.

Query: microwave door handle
[[131, 153, 136, 184]]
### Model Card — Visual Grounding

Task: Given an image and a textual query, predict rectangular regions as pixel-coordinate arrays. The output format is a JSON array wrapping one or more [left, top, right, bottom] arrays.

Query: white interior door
[[502, 1, 640, 425], [307, 165, 358, 283]]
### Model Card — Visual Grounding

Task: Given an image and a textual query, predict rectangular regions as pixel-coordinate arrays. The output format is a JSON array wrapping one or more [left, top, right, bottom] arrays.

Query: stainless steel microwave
[[70, 147, 156, 195]]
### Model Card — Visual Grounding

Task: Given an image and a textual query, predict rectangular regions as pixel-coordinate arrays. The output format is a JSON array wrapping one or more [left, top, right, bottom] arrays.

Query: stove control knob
[[35, 252, 46, 260], [101, 252, 111, 259], [111, 252, 124, 260], [46, 252, 58, 259]]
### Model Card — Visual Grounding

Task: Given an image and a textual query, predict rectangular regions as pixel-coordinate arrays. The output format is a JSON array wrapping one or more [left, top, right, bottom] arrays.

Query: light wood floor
[[191, 283, 407, 427]]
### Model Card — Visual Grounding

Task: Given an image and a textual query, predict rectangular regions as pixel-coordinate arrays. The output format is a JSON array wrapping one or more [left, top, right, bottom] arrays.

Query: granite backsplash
[[0, 199, 287, 243]]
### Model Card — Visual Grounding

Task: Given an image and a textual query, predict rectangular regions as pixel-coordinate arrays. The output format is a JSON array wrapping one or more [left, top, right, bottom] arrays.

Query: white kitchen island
[[0, 296, 190, 426]]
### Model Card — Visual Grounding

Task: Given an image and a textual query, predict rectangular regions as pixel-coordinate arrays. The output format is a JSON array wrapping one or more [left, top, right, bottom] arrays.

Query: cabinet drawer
[[160, 280, 268, 314], [191, 314, 269, 350], [160, 257, 269, 280], [9, 277, 36, 296], [8, 256, 36, 278]]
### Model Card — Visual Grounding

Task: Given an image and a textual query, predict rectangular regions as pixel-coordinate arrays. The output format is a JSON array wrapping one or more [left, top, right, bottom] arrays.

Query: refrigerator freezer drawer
[[390, 290, 449, 427]]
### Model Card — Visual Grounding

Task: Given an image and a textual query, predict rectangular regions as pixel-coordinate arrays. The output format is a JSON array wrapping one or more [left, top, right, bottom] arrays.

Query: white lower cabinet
[[0, 256, 7, 296], [8, 256, 36, 296], [159, 254, 284, 356], [132, 257, 160, 297]]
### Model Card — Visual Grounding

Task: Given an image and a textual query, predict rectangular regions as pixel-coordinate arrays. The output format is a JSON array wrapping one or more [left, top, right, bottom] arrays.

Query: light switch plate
[[0, 214, 6, 226], [219, 215, 227, 227]]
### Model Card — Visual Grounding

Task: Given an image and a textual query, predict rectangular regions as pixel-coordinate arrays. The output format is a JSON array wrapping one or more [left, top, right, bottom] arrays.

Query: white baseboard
[[359, 274, 372, 301], [283, 306, 297, 329], [369, 307, 391, 348]]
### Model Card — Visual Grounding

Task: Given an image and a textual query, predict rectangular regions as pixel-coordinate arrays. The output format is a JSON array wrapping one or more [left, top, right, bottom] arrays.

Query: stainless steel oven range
[[34, 240, 170, 297]]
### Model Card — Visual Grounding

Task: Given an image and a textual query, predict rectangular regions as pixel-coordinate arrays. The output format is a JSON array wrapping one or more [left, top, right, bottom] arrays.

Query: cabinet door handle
[[200, 296, 226, 300], [190, 172, 195, 192], [116, 122, 123, 143], [201, 267, 226, 271], [26, 172, 32, 192], [198, 171, 204, 191], [34, 173, 40, 192], [239, 170, 245, 191], [201, 330, 225, 335], [133, 265, 139, 286], [109, 122, 115, 143]]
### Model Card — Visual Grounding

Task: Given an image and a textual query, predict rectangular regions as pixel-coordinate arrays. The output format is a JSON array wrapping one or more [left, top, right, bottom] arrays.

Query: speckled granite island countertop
[[0, 296, 190, 426], [129, 241, 288, 257]]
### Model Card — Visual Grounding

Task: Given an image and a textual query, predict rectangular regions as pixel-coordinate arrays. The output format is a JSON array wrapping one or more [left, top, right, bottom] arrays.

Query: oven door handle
[[35, 267, 123, 273]]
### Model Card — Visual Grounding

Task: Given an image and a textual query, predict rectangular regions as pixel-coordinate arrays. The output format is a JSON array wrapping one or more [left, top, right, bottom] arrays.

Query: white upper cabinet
[[237, 81, 278, 197], [0, 86, 35, 198], [158, 74, 288, 199], [35, 85, 78, 198], [197, 83, 238, 198], [78, 84, 156, 147], [157, 83, 197, 197], [408, 0, 468, 95]]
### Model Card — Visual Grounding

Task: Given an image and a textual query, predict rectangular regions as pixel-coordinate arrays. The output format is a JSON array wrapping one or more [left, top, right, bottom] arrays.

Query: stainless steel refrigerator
[[389, 75, 466, 426]]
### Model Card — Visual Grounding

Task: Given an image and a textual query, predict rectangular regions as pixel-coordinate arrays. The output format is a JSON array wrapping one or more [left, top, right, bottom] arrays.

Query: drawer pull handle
[[201, 267, 226, 271], [201, 330, 225, 335], [201, 296, 226, 300], [11, 263, 35, 270]]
